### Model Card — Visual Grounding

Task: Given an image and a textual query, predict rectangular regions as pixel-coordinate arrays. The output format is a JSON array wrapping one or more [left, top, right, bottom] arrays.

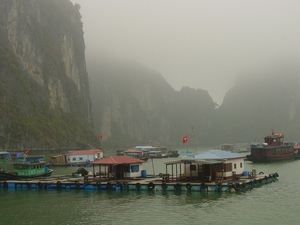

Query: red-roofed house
[[64, 149, 103, 166], [91, 156, 146, 180]]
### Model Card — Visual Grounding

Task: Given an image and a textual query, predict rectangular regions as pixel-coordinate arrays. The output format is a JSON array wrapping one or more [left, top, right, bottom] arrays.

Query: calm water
[[1, 152, 300, 225]]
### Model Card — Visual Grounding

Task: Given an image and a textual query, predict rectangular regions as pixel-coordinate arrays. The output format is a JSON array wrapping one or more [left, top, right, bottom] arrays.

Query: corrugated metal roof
[[194, 150, 245, 160], [64, 149, 102, 156], [165, 159, 222, 165], [165, 150, 245, 165], [90, 156, 145, 165]]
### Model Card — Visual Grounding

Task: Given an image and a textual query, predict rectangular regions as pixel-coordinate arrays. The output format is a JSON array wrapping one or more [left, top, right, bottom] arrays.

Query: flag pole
[[191, 126, 197, 154]]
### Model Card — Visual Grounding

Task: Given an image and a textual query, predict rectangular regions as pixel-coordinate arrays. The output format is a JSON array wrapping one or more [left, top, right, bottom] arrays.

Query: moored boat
[[0, 151, 53, 181], [246, 131, 295, 163], [134, 146, 179, 158], [148, 150, 168, 158], [167, 149, 180, 157], [0, 162, 53, 181], [122, 148, 149, 161]]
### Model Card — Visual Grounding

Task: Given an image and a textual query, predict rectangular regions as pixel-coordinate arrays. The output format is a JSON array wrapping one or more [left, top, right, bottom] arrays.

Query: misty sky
[[70, 0, 299, 104]]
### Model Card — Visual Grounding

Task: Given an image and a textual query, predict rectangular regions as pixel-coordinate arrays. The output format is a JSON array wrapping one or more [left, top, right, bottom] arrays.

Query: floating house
[[50, 155, 66, 165], [64, 149, 103, 166], [7, 151, 23, 160], [90, 156, 146, 180], [164, 150, 246, 182], [26, 155, 45, 163]]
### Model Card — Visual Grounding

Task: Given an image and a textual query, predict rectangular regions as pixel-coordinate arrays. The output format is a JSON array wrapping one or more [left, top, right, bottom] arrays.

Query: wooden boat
[[0, 151, 53, 181], [120, 148, 149, 161], [148, 150, 168, 158], [0, 161, 53, 181], [246, 132, 295, 163]]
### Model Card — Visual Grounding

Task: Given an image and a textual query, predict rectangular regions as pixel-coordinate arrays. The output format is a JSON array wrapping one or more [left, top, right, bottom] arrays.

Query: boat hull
[[246, 151, 295, 163], [0, 170, 53, 181]]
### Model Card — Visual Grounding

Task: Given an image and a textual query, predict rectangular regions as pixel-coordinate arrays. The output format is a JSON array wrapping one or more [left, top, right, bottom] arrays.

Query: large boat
[[0, 151, 53, 181], [148, 150, 169, 158], [134, 146, 179, 158], [122, 148, 149, 161], [246, 132, 295, 163]]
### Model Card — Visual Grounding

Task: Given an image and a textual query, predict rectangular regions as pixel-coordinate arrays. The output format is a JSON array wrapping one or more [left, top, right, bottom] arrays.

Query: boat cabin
[[13, 162, 48, 176], [264, 133, 284, 146], [164, 150, 246, 182]]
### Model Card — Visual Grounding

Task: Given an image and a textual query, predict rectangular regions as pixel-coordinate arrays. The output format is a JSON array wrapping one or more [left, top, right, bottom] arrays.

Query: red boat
[[246, 132, 295, 163]]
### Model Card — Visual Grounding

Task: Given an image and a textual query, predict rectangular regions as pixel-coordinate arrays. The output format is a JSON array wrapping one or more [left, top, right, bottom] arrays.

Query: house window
[[72, 157, 76, 161], [234, 163, 236, 169], [197, 164, 202, 173], [224, 163, 232, 172], [130, 165, 139, 172], [240, 162, 243, 168], [79, 157, 83, 161]]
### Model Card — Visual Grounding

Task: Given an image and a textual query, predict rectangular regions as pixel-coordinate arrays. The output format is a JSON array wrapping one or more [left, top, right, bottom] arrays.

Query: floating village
[[1, 131, 299, 193], [0, 132, 300, 192]]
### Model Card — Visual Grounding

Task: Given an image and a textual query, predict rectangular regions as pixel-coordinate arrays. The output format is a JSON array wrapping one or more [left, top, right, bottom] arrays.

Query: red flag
[[23, 150, 30, 155], [183, 135, 188, 143], [98, 135, 103, 139]]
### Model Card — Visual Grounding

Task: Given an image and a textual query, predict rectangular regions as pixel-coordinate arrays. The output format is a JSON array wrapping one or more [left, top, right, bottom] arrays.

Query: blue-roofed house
[[164, 150, 246, 182]]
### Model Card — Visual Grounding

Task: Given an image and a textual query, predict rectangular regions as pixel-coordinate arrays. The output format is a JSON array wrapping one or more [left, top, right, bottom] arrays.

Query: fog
[[70, 0, 299, 104]]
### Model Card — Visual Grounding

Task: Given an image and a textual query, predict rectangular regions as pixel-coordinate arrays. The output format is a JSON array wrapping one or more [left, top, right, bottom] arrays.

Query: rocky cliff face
[[87, 55, 217, 148], [0, 0, 97, 149], [217, 64, 300, 143]]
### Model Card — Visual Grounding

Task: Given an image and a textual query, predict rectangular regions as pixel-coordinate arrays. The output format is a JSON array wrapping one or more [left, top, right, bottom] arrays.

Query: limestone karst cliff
[[0, 0, 98, 149], [1, 0, 299, 150]]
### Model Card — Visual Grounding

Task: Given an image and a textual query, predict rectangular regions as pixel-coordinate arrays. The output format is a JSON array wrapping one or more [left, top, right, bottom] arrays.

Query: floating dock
[[0, 172, 278, 192]]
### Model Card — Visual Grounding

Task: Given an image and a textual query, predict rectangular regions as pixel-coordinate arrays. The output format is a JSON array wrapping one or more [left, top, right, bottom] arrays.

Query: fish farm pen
[[0, 172, 279, 193]]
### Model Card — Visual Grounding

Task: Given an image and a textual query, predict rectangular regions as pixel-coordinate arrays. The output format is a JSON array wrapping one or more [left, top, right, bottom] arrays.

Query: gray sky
[[70, 0, 300, 104]]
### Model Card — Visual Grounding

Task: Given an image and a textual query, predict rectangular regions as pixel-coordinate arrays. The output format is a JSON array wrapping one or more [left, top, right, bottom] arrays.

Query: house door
[[203, 164, 211, 180], [116, 165, 123, 179], [198, 164, 211, 180]]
